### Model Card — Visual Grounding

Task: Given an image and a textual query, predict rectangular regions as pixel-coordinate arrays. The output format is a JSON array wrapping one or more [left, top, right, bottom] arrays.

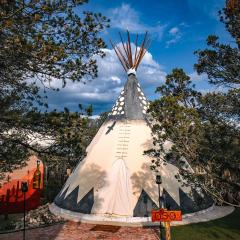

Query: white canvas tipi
[[50, 32, 213, 224]]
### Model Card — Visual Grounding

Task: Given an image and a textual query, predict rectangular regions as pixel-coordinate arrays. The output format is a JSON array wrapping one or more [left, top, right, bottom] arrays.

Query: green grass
[[171, 208, 240, 240]]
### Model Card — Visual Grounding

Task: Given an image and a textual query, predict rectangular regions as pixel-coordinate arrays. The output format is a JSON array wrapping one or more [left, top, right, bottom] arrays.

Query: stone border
[[49, 203, 234, 227]]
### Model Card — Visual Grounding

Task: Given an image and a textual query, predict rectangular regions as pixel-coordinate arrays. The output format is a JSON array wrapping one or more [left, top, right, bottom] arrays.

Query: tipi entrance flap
[[92, 158, 135, 216]]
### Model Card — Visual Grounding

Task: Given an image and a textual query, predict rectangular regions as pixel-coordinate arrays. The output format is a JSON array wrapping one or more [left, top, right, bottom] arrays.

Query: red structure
[[0, 156, 44, 214]]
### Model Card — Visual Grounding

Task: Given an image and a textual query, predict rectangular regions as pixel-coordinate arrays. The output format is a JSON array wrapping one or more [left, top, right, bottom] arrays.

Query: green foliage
[[199, 90, 240, 122], [148, 68, 203, 167], [0, 0, 110, 84], [195, 0, 240, 87], [194, 35, 240, 87], [0, 1, 109, 178], [220, 0, 240, 47], [148, 68, 240, 205]]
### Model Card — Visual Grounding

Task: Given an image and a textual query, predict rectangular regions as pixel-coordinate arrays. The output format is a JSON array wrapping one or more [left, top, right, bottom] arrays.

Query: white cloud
[[169, 27, 179, 35], [46, 45, 166, 113], [166, 21, 191, 48], [109, 3, 166, 40], [166, 26, 183, 48], [189, 72, 215, 93], [179, 22, 190, 28], [110, 76, 121, 84], [189, 72, 207, 82], [189, 72, 226, 94]]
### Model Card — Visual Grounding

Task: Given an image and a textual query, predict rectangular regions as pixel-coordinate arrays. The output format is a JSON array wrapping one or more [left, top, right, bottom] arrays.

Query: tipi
[[50, 32, 213, 224]]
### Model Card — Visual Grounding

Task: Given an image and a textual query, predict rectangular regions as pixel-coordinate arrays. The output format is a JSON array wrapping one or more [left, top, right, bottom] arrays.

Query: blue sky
[[46, 0, 231, 115]]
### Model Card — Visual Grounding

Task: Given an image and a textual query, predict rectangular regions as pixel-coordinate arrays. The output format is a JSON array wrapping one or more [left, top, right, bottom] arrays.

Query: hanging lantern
[[33, 159, 41, 189]]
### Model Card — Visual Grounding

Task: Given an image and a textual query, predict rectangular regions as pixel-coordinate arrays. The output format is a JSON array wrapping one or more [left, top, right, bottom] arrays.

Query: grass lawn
[[171, 208, 240, 240]]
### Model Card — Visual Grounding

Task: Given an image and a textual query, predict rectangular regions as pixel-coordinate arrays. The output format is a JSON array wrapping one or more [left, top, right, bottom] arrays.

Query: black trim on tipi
[[179, 188, 214, 214], [133, 189, 158, 217], [54, 187, 94, 213]]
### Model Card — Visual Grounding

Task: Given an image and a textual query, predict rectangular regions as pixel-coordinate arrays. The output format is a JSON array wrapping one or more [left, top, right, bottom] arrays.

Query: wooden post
[[165, 222, 171, 240], [152, 209, 182, 240]]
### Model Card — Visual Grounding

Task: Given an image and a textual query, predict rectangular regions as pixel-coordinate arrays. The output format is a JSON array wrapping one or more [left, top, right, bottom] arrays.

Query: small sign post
[[152, 209, 182, 240]]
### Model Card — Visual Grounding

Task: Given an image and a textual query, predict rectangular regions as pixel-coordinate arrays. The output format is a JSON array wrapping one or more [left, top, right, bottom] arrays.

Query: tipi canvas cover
[[51, 32, 213, 224]]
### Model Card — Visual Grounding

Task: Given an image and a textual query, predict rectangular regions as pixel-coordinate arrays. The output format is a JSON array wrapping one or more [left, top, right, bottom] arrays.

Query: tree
[[192, 0, 240, 205], [221, 0, 240, 48], [0, 1, 109, 177], [148, 68, 240, 206], [194, 0, 240, 87], [147, 68, 202, 167], [147, 69, 203, 175]]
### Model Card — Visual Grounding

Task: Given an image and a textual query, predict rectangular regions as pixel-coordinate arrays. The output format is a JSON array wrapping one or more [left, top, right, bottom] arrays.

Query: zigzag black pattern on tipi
[[179, 188, 214, 214], [162, 188, 180, 211], [133, 189, 158, 217], [55, 186, 94, 213]]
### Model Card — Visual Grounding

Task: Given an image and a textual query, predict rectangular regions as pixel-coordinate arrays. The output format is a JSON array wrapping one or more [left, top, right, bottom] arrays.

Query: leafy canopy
[[0, 0, 109, 177]]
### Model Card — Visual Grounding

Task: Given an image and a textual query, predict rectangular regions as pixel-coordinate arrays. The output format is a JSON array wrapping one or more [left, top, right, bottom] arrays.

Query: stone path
[[0, 222, 160, 240]]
